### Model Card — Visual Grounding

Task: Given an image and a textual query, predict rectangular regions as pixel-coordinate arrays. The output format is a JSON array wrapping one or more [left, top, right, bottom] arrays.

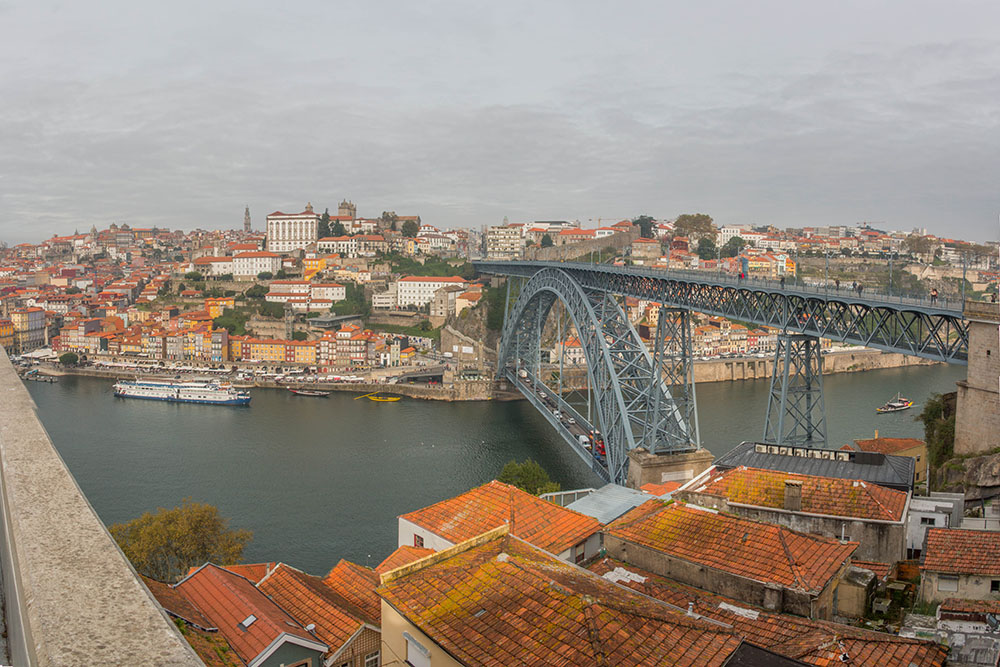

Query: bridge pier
[[763, 333, 827, 447]]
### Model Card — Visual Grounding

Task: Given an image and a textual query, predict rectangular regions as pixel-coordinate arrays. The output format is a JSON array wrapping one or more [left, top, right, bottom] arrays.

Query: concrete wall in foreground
[[0, 350, 201, 666]]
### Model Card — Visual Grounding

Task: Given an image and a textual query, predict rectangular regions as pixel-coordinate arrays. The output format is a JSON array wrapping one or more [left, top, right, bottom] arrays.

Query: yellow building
[[204, 297, 235, 319], [850, 436, 928, 486], [288, 340, 317, 365], [0, 318, 14, 351], [248, 338, 286, 362]]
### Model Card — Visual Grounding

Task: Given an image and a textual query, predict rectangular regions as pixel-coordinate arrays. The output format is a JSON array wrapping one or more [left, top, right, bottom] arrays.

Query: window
[[938, 575, 959, 593], [365, 651, 380, 667], [992, 580, 1000, 593], [413, 534, 424, 548], [404, 631, 431, 667], [920, 517, 936, 526]]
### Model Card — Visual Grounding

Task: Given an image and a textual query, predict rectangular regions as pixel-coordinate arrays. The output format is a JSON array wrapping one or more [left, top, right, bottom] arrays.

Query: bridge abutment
[[954, 301, 1000, 455], [626, 447, 714, 490]]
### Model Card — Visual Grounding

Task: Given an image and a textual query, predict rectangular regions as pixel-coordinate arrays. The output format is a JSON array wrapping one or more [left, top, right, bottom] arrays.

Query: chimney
[[784, 480, 803, 512]]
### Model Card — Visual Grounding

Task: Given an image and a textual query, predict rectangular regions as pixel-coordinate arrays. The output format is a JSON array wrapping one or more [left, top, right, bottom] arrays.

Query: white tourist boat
[[113, 379, 251, 406]]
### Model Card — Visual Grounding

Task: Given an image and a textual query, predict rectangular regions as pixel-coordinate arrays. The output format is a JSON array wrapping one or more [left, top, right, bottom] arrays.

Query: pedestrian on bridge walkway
[[780, 276, 785, 289]]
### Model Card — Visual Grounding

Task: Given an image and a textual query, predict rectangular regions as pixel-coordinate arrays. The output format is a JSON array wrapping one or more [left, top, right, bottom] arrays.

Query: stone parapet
[[0, 350, 201, 665]]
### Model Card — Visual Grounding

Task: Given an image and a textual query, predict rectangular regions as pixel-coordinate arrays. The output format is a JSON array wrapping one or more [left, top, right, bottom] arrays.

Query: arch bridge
[[476, 260, 969, 485]]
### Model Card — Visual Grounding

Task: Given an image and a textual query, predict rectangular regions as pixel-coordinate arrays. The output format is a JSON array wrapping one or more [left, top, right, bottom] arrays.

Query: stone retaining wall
[[0, 350, 201, 665]]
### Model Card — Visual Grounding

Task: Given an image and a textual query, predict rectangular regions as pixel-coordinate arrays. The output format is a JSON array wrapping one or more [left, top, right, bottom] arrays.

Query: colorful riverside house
[[285, 340, 317, 365], [0, 318, 15, 351], [247, 338, 287, 363]]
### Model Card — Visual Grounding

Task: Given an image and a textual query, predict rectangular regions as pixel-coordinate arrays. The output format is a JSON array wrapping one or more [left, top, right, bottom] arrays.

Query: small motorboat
[[876, 393, 914, 414], [288, 388, 330, 397]]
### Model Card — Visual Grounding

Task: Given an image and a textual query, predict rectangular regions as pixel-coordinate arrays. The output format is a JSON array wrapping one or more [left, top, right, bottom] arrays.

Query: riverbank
[[692, 348, 940, 383], [34, 347, 942, 401]]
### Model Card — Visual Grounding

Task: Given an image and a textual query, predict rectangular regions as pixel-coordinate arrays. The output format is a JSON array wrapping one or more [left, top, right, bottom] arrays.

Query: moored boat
[[113, 379, 251, 406], [367, 394, 401, 402], [876, 393, 914, 414], [288, 388, 330, 397]]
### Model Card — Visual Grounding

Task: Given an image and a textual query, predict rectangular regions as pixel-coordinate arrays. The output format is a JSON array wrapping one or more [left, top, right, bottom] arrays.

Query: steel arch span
[[498, 268, 696, 485]]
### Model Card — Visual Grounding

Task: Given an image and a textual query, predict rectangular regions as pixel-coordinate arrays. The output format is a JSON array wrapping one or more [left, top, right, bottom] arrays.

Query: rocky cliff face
[[936, 450, 1000, 500]]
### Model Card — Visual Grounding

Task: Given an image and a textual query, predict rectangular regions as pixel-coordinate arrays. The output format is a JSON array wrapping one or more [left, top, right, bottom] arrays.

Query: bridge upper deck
[[475, 260, 969, 364]]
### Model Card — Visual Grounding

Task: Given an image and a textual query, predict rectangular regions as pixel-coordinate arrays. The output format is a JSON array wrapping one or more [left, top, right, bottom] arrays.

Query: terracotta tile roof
[[921, 528, 1000, 575], [851, 560, 892, 582], [940, 598, 1000, 614], [606, 501, 857, 593], [852, 437, 925, 455], [378, 532, 743, 667], [323, 559, 381, 625], [175, 564, 326, 664], [185, 562, 276, 584], [142, 575, 216, 631], [641, 481, 682, 496], [400, 480, 602, 555], [589, 559, 947, 667], [376, 545, 436, 575], [689, 466, 907, 521], [258, 564, 372, 657]]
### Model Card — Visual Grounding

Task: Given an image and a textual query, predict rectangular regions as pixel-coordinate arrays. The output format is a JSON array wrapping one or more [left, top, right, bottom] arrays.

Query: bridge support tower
[[763, 333, 827, 447]]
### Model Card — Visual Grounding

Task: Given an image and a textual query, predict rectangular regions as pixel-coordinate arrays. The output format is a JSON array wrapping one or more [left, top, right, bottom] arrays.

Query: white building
[[266, 203, 320, 253], [232, 251, 282, 278], [192, 256, 234, 276], [266, 280, 346, 304], [396, 276, 467, 308], [317, 236, 357, 256], [486, 225, 523, 260], [372, 285, 398, 310], [720, 225, 753, 245]]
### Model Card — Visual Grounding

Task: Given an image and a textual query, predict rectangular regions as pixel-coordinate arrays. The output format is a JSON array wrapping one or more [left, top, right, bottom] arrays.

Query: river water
[[26, 363, 963, 575]]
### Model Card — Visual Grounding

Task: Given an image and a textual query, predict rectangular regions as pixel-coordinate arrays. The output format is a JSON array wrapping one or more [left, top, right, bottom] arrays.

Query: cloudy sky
[[2, 0, 998, 243]]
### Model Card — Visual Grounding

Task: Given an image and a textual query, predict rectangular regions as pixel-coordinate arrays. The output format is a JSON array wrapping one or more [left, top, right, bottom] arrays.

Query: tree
[[259, 301, 285, 319], [66, 286, 82, 295], [632, 215, 655, 239], [401, 220, 419, 238], [497, 459, 561, 495], [257, 271, 273, 280], [109, 499, 252, 582], [318, 208, 331, 239], [275, 269, 289, 279], [59, 352, 79, 365], [917, 393, 957, 488], [381, 211, 399, 229], [331, 220, 347, 237], [903, 234, 933, 257], [696, 237, 717, 260], [177, 282, 187, 293], [291, 330, 308, 341], [540, 234, 554, 248], [185, 271, 203, 281], [673, 213, 716, 242], [245, 284, 267, 299], [720, 236, 747, 258]]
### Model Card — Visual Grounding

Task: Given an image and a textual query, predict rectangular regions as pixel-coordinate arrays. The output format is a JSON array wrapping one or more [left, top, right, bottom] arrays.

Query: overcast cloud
[[1, 0, 998, 243]]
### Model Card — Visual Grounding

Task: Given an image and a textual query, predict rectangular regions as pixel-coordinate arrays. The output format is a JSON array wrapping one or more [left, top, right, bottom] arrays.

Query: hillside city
[[2, 201, 996, 376], [1, 201, 999, 667]]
